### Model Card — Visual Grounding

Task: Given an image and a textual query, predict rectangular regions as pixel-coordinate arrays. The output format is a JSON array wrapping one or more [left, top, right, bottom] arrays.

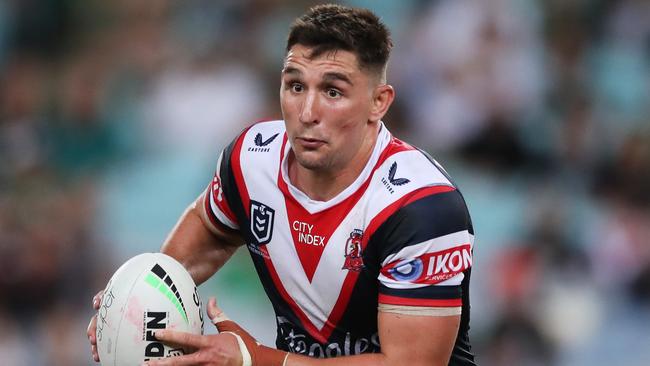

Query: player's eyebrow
[[282, 66, 301, 76], [323, 71, 353, 86], [282, 66, 354, 86]]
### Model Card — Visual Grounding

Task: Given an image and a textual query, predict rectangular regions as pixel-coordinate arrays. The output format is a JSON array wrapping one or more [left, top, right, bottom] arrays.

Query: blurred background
[[0, 0, 649, 365]]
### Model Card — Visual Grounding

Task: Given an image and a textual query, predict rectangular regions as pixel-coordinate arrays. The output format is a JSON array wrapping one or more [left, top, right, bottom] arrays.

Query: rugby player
[[88, 4, 476, 365]]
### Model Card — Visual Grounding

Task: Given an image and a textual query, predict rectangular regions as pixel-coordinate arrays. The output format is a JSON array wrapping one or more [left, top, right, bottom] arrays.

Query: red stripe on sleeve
[[378, 294, 462, 307]]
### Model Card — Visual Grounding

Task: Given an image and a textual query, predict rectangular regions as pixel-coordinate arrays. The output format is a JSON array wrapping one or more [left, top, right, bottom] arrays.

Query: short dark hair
[[286, 4, 392, 76]]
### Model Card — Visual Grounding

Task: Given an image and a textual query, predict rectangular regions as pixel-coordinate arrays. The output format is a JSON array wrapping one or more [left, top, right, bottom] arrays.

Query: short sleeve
[[375, 189, 474, 308], [203, 139, 241, 232]]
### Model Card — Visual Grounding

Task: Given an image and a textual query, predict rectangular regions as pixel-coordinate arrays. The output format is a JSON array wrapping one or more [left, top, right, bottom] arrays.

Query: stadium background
[[1, 0, 649, 365]]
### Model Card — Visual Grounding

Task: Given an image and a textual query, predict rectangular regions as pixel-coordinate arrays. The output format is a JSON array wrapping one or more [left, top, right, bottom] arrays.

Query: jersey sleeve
[[203, 135, 243, 232], [375, 189, 474, 308]]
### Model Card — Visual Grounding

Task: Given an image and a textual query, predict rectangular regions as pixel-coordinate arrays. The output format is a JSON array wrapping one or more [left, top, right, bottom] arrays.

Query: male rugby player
[[88, 4, 476, 365]]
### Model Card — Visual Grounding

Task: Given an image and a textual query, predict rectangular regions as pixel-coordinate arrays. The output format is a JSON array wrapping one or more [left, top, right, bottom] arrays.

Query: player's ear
[[369, 84, 394, 123]]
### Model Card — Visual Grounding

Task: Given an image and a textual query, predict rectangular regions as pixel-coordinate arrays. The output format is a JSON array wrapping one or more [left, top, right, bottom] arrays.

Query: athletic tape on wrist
[[224, 332, 253, 366], [210, 312, 230, 324]]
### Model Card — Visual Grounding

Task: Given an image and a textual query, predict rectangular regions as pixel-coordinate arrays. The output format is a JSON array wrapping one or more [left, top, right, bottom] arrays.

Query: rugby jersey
[[204, 120, 475, 364]]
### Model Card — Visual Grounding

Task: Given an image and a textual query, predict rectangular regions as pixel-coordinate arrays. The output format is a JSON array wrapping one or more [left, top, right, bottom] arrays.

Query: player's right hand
[[86, 290, 104, 363]]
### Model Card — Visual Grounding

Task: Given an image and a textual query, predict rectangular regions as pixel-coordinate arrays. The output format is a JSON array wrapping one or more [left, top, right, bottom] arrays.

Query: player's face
[[280, 45, 379, 173]]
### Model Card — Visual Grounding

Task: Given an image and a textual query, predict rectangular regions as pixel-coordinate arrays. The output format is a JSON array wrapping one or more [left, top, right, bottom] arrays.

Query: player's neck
[[289, 130, 378, 202]]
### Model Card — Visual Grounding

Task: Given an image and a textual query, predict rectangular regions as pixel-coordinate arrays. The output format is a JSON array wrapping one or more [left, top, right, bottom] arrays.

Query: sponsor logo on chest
[[292, 220, 326, 247]]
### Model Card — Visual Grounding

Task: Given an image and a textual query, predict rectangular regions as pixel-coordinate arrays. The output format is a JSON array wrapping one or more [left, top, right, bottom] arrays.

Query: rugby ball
[[96, 253, 204, 365]]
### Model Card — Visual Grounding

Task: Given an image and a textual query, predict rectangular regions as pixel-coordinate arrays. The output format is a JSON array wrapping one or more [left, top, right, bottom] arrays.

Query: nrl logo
[[342, 229, 364, 271], [250, 200, 275, 245]]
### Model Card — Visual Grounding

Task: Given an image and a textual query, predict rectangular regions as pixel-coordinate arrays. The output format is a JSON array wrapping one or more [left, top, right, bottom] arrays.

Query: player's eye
[[327, 88, 342, 98], [291, 83, 304, 93]]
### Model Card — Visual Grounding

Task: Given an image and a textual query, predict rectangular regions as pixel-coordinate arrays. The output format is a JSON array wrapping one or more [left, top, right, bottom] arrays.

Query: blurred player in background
[[88, 4, 476, 365]]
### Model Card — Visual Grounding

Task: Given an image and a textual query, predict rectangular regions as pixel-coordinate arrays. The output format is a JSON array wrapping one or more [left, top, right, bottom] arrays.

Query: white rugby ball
[[96, 253, 204, 365]]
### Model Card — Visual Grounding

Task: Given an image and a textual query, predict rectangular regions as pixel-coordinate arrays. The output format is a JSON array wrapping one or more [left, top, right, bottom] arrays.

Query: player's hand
[[141, 328, 242, 366], [144, 297, 289, 366], [86, 290, 104, 362], [142, 297, 243, 366]]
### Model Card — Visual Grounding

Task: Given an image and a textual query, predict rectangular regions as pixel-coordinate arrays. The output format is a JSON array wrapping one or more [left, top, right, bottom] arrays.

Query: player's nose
[[299, 91, 320, 124]]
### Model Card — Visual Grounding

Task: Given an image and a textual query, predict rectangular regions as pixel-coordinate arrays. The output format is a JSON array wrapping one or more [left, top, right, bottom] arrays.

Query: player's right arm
[[163, 137, 248, 285], [88, 137, 245, 362], [87, 189, 242, 362], [161, 189, 244, 286]]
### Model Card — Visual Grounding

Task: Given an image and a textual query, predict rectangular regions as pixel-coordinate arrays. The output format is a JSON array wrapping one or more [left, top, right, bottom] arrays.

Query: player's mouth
[[296, 136, 326, 149]]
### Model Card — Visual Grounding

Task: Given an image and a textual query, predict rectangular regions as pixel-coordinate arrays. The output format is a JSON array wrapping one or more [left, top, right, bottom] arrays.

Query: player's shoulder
[[374, 136, 456, 194], [369, 138, 474, 259], [246, 119, 286, 134], [237, 119, 286, 149], [220, 119, 286, 172], [224, 119, 285, 155]]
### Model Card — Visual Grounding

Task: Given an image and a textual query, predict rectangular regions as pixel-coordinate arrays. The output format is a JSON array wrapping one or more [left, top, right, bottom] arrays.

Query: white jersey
[[204, 120, 475, 363]]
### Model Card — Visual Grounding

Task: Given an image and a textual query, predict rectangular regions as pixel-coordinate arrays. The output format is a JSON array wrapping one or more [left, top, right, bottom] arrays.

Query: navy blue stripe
[[219, 133, 248, 231], [416, 148, 475, 236], [368, 190, 473, 261]]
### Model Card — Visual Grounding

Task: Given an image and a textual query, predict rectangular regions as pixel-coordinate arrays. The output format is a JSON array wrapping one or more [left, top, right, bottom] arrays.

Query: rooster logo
[[342, 229, 364, 271]]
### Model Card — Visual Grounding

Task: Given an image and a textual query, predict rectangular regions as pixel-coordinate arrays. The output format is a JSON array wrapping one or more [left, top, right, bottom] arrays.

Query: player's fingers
[[207, 297, 230, 326], [141, 352, 201, 366], [155, 330, 206, 349], [91, 344, 99, 362], [92, 290, 104, 310], [87, 314, 97, 345]]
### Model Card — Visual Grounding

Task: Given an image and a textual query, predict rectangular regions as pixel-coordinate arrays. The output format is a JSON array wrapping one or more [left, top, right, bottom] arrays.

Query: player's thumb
[[207, 296, 250, 335], [207, 297, 228, 324]]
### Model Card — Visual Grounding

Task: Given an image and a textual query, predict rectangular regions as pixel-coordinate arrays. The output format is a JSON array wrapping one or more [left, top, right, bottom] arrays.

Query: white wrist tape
[[211, 312, 230, 324], [224, 331, 253, 366]]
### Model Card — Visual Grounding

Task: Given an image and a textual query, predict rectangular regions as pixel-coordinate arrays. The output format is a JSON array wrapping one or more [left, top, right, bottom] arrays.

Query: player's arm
[[89, 138, 245, 362], [161, 189, 244, 286], [87, 189, 243, 363], [163, 138, 246, 285]]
